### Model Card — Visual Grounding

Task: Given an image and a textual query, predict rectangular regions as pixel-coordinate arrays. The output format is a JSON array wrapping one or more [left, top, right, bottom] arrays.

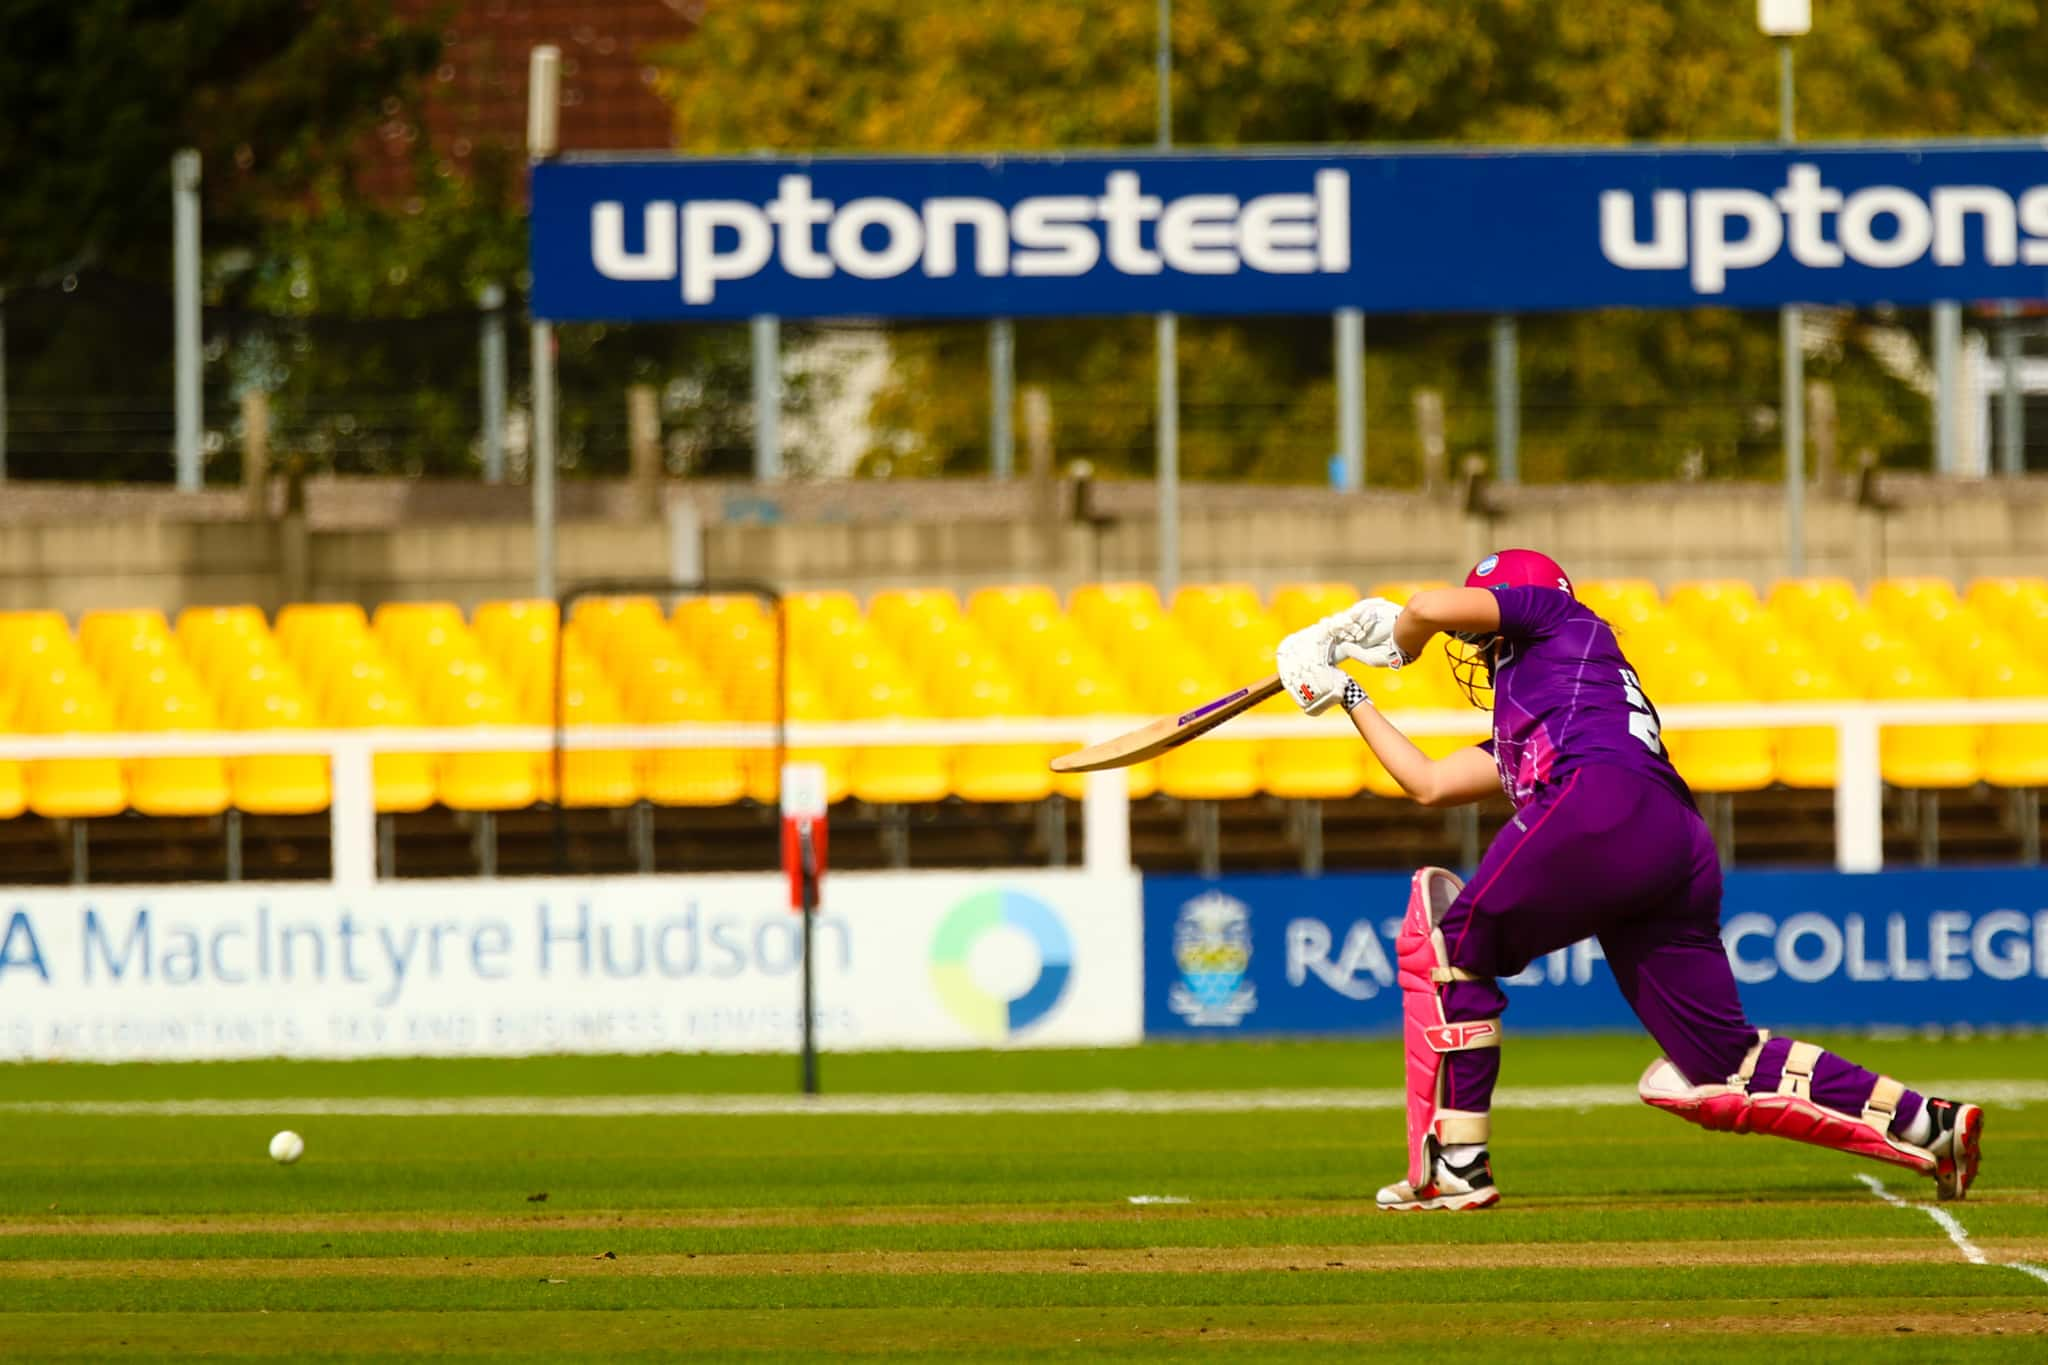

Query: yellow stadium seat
[[1175, 586, 1366, 800], [539, 677, 640, 809], [1761, 663, 1852, 789], [122, 688, 231, 818], [1866, 659, 1979, 789], [1575, 579, 1662, 629], [78, 609, 174, 676], [223, 686, 330, 815], [23, 682, 127, 819], [747, 682, 852, 807], [1965, 577, 2048, 670], [635, 682, 747, 807], [322, 686, 438, 814], [1667, 580, 1764, 649], [1653, 666, 1773, 794], [274, 603, 370, 664], [1977, 661, 2048, 788], [432, 685, 538, 811], [1767, 578, 1859, 635], [1365, 579, 1453, 608], [870, 587, 964, 639], [0, 758, 24, 820], [1269, 582, 1361, 631]]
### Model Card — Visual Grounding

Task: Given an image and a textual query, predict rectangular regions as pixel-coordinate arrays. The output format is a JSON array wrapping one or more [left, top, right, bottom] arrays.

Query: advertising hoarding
[[0, 870, 1141, 1061], [1144, 868, 2048, 1038], [533, 143, 2048, 321]]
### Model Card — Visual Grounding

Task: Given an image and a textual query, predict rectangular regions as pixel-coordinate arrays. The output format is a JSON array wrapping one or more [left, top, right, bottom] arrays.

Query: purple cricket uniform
[[1433, 585, 1924, 1134]]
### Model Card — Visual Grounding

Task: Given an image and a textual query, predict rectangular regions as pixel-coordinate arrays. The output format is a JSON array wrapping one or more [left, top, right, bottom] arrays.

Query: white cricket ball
[[268, 1130, 305, 1165]]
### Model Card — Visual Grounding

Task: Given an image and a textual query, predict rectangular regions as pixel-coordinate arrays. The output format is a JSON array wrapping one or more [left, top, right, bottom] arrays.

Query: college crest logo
[[1168, 891, 1256, 1027]]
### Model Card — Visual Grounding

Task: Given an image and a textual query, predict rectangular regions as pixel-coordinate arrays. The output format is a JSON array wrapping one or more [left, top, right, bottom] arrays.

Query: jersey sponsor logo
[[1599, 163, 2048, 296], [593, 168, 1353, 305]]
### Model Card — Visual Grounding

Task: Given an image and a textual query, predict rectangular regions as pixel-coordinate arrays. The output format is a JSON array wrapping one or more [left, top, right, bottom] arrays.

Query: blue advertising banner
[[532, 142, 2048, 321], [1143, 868, 2048, 1038]]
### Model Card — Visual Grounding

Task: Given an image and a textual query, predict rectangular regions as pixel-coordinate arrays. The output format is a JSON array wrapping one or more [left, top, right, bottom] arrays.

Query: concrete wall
[[0, 473, 2040, 614]]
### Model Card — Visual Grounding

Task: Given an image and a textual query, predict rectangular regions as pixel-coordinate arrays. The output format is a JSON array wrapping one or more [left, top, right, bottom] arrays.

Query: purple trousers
[[1436, 762, 1922, 1132]]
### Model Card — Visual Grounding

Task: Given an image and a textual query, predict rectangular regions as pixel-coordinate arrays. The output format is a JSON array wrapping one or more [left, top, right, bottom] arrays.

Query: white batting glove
[[1337, 638, 1411, 670], [1322, 597, 1404, 652], [1277, 627, 1350, 715]]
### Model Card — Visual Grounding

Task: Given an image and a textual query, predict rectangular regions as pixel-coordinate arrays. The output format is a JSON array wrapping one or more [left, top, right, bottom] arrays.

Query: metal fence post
[[1933, 301, 1961, 475], [1083, 762, 1131, 876], [1335, 307, 1364, 490], [529, 46, 561, 599], [1998, 301, 2025, 477], [1492, 314, 1519, 484], [753, 315, 783, 481], [330, 737, 377, 888], [1834, 713, 1883, 873], [989, 317, 1015, 480], [173, 149, 203, 492], [480, 283, 507, 483]]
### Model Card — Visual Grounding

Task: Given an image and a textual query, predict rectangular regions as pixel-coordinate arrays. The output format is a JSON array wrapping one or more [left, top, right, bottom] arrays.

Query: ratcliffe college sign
[[532, 142, 2048, 321]]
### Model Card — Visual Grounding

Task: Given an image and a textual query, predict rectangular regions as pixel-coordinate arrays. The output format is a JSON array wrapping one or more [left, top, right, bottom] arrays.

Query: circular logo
[[1474, 554, 1500, 577], [929, 890, 1073, 1040]]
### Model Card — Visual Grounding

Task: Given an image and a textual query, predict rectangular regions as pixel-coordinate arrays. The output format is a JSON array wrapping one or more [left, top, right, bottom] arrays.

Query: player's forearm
[[1396, 588, 1500, 662], [1344, 695, 1455, 806], [1393, 592, 1450, 662]]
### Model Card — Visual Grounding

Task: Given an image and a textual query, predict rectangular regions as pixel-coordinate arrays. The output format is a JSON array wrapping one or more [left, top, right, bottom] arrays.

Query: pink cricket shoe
[[1375, 1149, 1500, 1212], [1926, 1098, 1984, 1201]]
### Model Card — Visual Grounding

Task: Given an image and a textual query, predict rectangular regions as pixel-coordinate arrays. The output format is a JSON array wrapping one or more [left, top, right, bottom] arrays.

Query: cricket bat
[[1048, 674, 1284, 773]]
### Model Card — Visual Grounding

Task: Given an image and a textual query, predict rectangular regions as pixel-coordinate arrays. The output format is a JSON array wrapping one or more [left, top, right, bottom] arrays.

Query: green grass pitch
[[2, 1034, 2044, 1361]]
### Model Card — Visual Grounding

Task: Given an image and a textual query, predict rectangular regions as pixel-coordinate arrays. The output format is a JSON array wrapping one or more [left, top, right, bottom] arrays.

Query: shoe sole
[[1937, 1105, 1984, 1201], [1377, 1188, 1501, 1213]]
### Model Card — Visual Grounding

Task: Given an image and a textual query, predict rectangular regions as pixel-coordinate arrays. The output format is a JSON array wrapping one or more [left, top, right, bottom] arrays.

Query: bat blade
[[1049, 674, 1284, 773]]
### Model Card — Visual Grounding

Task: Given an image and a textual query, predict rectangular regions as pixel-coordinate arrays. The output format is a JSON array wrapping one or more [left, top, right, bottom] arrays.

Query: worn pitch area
[[3, 1036, 2044, 1361]]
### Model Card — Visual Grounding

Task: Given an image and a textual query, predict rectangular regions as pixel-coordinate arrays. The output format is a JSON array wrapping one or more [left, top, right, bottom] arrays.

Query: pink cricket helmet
[[1464, 548, 1574, 597]]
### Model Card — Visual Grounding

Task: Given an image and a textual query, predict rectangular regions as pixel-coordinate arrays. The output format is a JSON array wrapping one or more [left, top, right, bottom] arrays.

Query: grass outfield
[[2, 1034, 2045, 1360]]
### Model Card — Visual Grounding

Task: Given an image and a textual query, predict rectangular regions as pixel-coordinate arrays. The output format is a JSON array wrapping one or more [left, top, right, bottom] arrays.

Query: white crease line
[[0, 1084, 1624, 1119], [4, 1078, 2044, 1121], [1856, 1172, 2048, 1284]]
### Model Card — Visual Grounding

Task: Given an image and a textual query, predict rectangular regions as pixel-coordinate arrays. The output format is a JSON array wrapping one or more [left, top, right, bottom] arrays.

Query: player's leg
[[1375, 864, 1503, 1212], [1609, 810, 1985, 1199], [1377, 768, 1642, 1212]]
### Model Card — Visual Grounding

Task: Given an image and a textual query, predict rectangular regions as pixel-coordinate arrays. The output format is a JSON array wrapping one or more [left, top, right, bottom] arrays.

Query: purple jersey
[[1481, 585, 1693, 809]]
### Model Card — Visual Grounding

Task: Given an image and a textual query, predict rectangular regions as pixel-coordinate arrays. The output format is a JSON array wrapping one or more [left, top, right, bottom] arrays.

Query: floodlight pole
[[529, 46, 561, 599], [1155, 0, 1180, 596]]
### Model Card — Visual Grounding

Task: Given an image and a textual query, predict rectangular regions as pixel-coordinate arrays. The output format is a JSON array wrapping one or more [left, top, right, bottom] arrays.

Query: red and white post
[[780, 763, 828, 1094]]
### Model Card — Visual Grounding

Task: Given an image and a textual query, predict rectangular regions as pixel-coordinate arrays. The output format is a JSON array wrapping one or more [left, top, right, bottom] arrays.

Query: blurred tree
[[653, 0, 2048, 483], [0, 0, 440, 287]]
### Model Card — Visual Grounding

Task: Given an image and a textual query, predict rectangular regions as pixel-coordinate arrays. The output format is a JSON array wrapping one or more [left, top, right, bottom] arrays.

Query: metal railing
[[0, 698, 2043, 884]]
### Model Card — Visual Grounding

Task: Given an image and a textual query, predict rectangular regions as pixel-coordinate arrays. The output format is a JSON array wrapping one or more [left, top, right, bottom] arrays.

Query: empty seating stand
[[0, 573, 2040, 879]]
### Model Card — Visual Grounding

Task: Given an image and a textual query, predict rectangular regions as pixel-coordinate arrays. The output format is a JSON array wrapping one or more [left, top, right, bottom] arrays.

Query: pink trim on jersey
[[1449, 769, 1584, 967]]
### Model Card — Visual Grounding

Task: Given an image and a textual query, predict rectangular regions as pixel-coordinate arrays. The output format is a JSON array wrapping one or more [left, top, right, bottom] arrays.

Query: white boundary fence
[[0, 700, 2044, 884]]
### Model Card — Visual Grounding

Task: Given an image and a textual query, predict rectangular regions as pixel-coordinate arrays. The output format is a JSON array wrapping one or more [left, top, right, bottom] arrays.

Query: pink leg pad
[[1401, 867, 1497, 1189], [1639, 1055, 1934, 1176]]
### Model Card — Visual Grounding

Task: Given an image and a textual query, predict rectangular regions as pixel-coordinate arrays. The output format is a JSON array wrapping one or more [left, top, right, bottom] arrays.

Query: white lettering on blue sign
[[592, 169, 1353, 304], [1721, 909, 2048, 985], [1601, 162, 2048, 294]]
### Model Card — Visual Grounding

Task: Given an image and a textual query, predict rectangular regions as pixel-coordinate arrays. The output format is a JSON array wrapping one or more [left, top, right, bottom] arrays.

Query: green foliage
[[653, 0, 2047, 483], [0, 0, 440, 286]]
